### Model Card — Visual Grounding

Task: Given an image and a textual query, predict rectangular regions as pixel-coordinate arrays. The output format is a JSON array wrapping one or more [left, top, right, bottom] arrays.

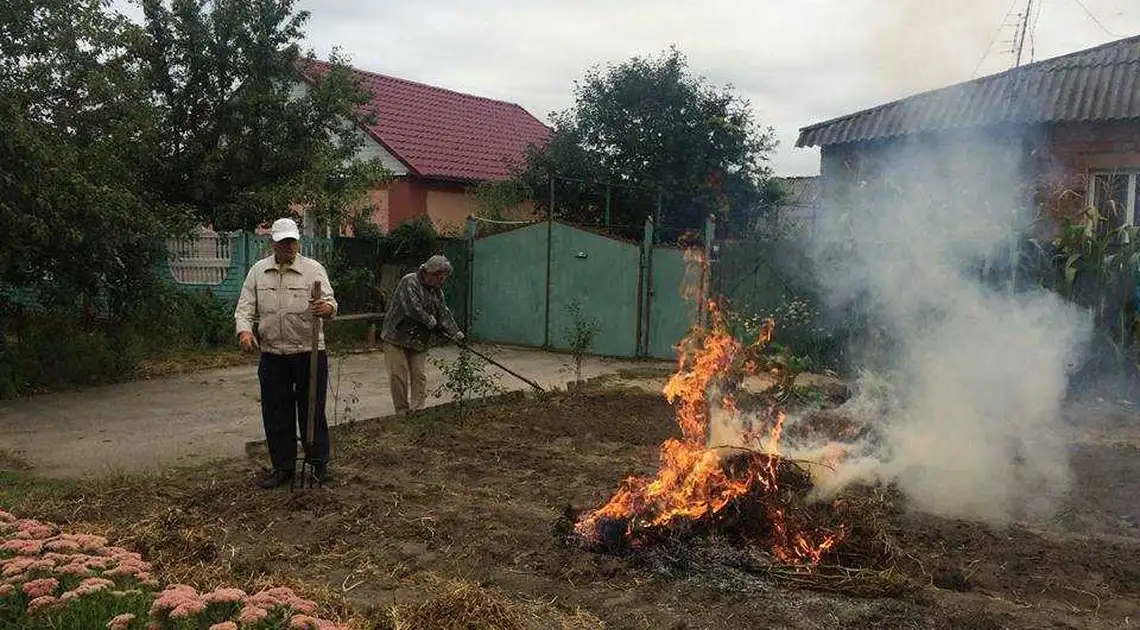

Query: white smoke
[[797, 131, 1093, 523]]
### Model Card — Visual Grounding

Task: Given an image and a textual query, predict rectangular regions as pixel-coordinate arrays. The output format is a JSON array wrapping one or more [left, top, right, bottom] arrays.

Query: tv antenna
[[1011, 0, 1036, 67]]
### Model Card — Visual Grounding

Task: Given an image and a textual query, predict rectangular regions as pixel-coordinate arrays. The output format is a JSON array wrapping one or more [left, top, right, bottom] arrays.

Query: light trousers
[[385, 343, 427, 412]]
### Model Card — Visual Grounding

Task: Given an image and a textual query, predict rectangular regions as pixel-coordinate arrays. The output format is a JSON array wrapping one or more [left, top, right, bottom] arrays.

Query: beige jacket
[[234, 254, 338, 355]]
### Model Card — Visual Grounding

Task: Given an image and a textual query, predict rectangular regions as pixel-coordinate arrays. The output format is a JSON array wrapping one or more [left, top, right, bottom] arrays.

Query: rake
[[448, 335, 545, 393]]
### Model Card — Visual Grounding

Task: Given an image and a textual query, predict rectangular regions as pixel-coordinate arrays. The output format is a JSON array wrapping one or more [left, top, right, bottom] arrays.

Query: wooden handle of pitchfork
[[306, 281, 321, 446]]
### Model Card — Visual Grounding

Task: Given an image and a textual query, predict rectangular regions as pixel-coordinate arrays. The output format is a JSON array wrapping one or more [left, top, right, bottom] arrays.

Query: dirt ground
[[5, 384, 1138, 629], [0, 344, 648, 477]]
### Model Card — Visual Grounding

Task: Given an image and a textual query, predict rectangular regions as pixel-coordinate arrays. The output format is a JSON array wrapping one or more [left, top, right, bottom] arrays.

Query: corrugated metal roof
[[796, 35, 1140, 148]]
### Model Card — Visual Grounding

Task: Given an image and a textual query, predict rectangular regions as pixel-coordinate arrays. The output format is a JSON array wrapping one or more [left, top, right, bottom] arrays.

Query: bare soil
[[5, 388, 1139, 629]]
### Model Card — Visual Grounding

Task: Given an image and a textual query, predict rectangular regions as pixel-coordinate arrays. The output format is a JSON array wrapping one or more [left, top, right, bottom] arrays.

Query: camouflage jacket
[[380, 270, 459, 352]]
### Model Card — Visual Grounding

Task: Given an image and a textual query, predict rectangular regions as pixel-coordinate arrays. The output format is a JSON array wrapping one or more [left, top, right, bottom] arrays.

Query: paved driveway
[[0, 345, 652, 478]]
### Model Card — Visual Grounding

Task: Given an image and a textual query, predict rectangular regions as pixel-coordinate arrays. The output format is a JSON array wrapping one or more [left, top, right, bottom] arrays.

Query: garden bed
[[3, 388, 1139, 629]]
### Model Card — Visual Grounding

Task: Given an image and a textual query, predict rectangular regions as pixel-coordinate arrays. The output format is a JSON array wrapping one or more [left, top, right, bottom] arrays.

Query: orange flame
[[575, 265, 842, 564]]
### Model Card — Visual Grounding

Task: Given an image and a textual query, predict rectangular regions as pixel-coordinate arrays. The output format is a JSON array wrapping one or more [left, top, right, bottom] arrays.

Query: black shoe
[[259, 469, 294, 489], [311, 463, 333, 484]]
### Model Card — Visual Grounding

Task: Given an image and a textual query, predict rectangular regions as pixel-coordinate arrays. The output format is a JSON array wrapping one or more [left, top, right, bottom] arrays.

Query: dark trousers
[[257, 351, 330, 471]]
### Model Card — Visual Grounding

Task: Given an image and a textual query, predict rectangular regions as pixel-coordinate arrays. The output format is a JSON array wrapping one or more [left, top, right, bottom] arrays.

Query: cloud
[[114, 0, 1140, 175]]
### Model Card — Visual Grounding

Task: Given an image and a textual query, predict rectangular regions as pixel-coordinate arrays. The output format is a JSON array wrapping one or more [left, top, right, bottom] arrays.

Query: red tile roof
[[299, 60, 551, 182]]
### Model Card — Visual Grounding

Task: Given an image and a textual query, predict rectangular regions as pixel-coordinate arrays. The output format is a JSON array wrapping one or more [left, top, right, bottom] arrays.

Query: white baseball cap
[[269, 218, 301, 242]]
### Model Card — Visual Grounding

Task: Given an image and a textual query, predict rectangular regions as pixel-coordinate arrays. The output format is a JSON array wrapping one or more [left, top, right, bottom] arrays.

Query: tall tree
[[139, 0, 387, 231], [521, 47, 779, 239], [0, 0, 183, 321]]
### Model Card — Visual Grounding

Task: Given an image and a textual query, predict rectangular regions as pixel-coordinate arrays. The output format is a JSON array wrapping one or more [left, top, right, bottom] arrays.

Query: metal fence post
[[654, 192, 663, 244], [465, 215, 477, 333], [639, 216, 655, 356], [544, 177, 554, 348], [700, 214, 716, 328]]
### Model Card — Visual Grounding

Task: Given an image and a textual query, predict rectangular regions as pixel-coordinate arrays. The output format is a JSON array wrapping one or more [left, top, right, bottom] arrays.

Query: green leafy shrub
[[431, 347, 505, 419], [384, 216, 438, 262], [562, 299, 601, 386], [0, 286, 236, 398]]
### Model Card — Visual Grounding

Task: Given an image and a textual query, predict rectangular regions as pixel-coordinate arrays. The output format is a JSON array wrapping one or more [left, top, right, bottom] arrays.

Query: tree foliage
[[520, 46, 780, 238], [139, 0, 389, 231], [0, 0, 183, 320], [0, 0, 392, 395]]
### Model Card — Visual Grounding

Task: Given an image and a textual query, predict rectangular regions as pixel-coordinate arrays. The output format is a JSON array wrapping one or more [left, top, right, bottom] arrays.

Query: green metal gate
[[471, 223, 548, 347], [547, 223, 641, 357], [468, 218, 705, 359], [645, 245, 695, 359]]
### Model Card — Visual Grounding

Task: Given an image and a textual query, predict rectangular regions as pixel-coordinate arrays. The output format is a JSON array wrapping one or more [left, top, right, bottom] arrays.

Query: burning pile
[[570, 299, 850, 566]]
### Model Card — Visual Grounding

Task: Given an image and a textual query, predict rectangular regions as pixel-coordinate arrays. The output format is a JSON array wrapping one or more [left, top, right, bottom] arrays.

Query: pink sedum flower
[[287, 595, 318, 614], [72, 534, 109, 551], [289, 615, 321, 629], [106, 613, 136, 630], [203, 587, 247, 604], [57, 562, 93, 577], [0, 510, 16, 523], [288, 613, 349, 629], [209, 623, 239, 630], [26, 595, 59, 614], [1, 538, 44, 555], [22, 577, 58, 599], [80, 577, 116, 590], [237, 605, 269, 624], [14, 520, 54, 540], [0, 583, 13, 597], [60, 576, 118, 603], [150, 584, 201, 617], [44, 538, 81, 552], [170, 599, 207, 619], [2, 557, 36, 577]]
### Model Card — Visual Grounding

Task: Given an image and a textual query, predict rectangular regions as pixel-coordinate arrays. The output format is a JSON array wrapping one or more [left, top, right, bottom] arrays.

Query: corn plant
[[1035, 202, 1140, 374], [1053, 210, 1138, 305]]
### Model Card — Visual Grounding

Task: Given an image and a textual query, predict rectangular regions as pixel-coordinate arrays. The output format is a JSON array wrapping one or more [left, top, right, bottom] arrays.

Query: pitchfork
[[291, 280, 324, 492]]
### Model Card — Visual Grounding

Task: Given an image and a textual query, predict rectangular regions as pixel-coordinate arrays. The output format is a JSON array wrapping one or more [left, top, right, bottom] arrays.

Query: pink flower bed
[[0, 508, 351, 629]]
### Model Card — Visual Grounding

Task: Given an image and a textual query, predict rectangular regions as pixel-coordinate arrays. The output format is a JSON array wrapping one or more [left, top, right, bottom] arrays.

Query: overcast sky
[[120, 0, 1140, 176]]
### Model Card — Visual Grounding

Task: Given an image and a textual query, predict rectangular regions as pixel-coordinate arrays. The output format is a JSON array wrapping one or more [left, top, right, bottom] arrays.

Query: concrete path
[[0, 345, 656, 478]]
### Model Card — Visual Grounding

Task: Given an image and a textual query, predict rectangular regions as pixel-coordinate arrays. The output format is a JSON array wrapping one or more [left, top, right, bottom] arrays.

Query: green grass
[[613, 364, 676, 380], [0, 470, 76, 512]]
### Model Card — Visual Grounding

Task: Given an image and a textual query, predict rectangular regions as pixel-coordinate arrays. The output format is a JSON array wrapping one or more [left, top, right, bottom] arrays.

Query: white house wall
[[289, 80, 409, 176]]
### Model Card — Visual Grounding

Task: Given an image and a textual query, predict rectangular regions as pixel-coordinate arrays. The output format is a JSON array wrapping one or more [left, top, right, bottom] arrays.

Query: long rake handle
[[453, 339, 545, 393]]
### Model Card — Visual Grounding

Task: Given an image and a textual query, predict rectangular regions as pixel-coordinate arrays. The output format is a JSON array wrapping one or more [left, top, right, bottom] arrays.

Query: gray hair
[[421, 255, 452, 274]]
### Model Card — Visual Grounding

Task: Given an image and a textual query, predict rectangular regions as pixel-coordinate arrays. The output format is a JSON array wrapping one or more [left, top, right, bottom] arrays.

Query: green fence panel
[[245, 235, 333, 266], [712, 241, 786, 319], [646, 246, 696, 360], [471, 223, 548, 346], [440, 238, 470, 332], [547, 223, 641, 357]]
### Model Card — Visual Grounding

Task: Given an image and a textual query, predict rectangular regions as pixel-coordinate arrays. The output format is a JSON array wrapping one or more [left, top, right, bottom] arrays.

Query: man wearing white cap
[[234, 217, 338, 489]]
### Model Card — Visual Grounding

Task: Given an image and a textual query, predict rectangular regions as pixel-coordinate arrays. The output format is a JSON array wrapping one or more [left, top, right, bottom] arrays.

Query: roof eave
[[796, 33, 1140, 148], [293, 61, 420, 176]]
